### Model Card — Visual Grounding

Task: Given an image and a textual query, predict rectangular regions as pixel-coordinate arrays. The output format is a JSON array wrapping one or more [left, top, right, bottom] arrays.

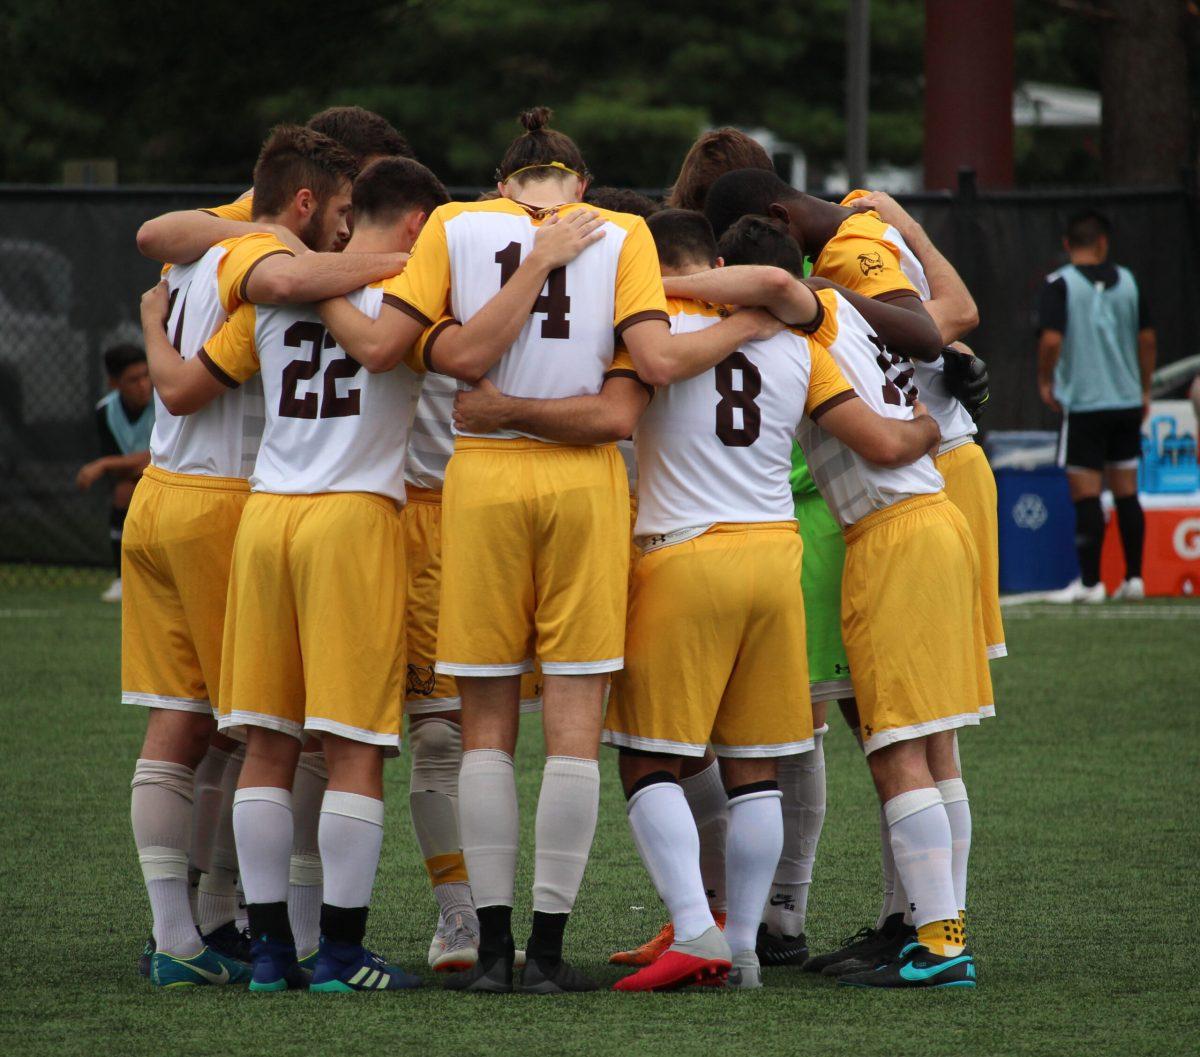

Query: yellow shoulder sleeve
[[613, 218, 669, 337], [199, 303, 259, 387], [216, 232, 295, 313], [804, 339, 855, 418], [412, 316, 458, 374], [382, 208, 451, 327], [201, 192, 254, 224], [813, 215, 917, 301]]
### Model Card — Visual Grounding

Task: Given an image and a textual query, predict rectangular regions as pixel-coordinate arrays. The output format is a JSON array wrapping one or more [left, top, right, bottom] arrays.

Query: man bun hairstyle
[[704, 167, 799, 240], [251, 124, 360, 219], [306, 106, 414, 165], [717, 215, 806, 279], [496, 106, 590, 183], [668, 128, 775, 212], [647, 209, 719, 271], [1065, 207, 1111, 249], [103, 342, 146, 380], [352, 157, 450, 224]]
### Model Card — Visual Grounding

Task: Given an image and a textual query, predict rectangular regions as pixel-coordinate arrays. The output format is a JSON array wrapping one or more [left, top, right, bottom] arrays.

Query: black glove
[[941, 348, 989, 420]]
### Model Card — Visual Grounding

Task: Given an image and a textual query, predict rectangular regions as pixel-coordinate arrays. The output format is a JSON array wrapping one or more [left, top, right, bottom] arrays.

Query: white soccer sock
[[434, 882, 476, 930], [767, 726, 827, 937], [877, 805, 913, 926], [680, 758, 729, 914], [884, 788, 957, 929], [936, 777, 971, 912], [131, 759, 203, 957], [533, 756, 600, 914], [627, 780, 716, 943], [197, 746, 243, 934], [319, 791, 385, 909], [724, 787, 784, 956], [190, 745, 231, 877], [458, 749, 519, 909], [409, 718, 468, 877], [232, 786, 293, 907], [289, 752, 327, 955]]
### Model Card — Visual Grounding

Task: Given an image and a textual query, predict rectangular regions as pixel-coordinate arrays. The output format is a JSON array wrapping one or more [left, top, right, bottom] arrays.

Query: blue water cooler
[[995, 466, 1079, 592]]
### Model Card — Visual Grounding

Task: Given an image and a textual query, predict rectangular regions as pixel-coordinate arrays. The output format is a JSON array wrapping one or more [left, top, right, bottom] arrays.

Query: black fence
[[1, 180, 1198, 573]]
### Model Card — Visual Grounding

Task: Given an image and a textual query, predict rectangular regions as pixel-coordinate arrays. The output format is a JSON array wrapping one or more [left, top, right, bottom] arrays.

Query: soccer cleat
[[138, 935, 155, 978], [802, 914, 915, 976], [521, 956, 600, 994], [726, 949, 762, 990], [1046, 577, 1106, 604], [838, 942, 976, 989], [612, 925, 731, 992], [755, 922, 809, 967], [609, 911, 725, 967], [309, 939, 421, 993], [297, 948, 319, 972], [1113, 576, 1145, 600], [443, 946, 514, 994], [149, 946, 252, 988], [247, 935, 311, 992], [430, 913, 479, 974], [202, 921, 252, 964]]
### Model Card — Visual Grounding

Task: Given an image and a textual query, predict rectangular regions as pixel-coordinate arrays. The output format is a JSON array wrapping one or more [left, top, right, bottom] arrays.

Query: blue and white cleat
[[248, 935, 311, 992], [310, 938, 422, 993], [837, 942, 976, 990], [149, 946, 252, 988]]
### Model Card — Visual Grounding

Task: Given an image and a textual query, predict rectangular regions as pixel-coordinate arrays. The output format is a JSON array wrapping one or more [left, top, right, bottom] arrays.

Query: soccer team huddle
[[127, 103, 1002, 995]]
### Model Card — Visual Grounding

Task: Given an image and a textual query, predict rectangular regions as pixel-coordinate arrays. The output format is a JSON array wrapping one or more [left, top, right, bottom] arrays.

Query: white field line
[[1003, 604, 1200, 620], [0, 609, 61, 618]]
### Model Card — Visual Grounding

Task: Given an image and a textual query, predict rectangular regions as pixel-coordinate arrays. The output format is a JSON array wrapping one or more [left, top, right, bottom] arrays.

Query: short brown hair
[[585, 186, 661, 218], [667, 128, 774, 212], [352, 157, 450, 224], [496, 107, 589, 184], [305, 106, 413, 164], [647, 209, 718, 270], [717, 216, 805, 279], [251, 125, 359, 219]]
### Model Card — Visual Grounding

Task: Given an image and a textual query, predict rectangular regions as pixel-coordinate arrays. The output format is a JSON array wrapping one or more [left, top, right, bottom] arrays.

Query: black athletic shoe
[[443, 947, 514, 994], [520, 956, 599, 994], [822, 918, 916, 978], [755, 923, 809, 967], [802, 913, 914, 976], [838, 942, 976, 990], [138, 935, 155, 978], [202, 921, 253, 964]]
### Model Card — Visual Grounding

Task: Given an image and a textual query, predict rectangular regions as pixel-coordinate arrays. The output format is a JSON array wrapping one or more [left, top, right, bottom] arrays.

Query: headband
[[496, 160, 588, 182]]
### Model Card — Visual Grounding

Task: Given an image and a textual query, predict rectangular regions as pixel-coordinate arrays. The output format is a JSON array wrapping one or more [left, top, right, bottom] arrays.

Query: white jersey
[[885, 227, 977, 452], [152, 247, 264, 478], [384, 198, 669, 443], [634, 299, 853, 545], [201, 283, 423, 503], [405, 373, 457, 491], [798, 290, 944, 528]]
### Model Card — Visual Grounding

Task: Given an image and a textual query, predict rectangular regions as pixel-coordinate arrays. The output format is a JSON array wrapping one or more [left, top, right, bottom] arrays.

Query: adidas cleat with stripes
[[149, 946, 252, 988], [837, 942, 976, 990], [310, 939, 421, 992]]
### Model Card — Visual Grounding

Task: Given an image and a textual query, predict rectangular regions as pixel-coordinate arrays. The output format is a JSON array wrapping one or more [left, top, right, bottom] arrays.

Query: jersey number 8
[[714, 351, 762, 447]]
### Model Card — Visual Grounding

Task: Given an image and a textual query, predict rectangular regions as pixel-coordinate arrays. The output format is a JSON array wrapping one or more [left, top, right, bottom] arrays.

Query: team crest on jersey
[[407, 663, 436, 697], [857, 250, 884, 276]]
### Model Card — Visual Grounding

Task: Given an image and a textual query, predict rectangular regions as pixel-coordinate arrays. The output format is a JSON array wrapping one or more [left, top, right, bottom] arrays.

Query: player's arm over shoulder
[[136, 193, 303, 267]]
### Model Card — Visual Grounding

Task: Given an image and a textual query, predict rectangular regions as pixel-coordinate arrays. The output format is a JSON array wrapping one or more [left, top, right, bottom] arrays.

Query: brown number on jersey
[[495, 241, 571, 339], [866, 333, 918, 407], [714, 350, 762, 447], [279, 320, 363, 420]]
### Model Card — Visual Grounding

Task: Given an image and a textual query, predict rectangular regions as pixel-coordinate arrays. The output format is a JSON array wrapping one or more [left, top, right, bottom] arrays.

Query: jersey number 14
[[495, 242, 571, 338]]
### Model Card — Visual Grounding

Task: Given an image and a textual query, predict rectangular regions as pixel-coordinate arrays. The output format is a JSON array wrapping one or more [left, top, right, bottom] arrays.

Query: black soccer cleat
[[837, 942, 976, 989], [202, 920, 253, 964], [802, 913, 915, 976], [520, 956, 600, 994], [755, 923, 809, 967], [443, 947, 514, 994], [138, 935, 155, 978]]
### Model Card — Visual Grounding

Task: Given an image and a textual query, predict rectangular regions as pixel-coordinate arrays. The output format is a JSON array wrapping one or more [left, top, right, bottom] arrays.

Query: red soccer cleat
[[612, 926, 732, 992]]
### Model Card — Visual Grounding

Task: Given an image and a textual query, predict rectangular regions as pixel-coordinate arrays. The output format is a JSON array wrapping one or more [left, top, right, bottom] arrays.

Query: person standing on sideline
[[76, 344, 154, 602], [1037, 209, 1156, 602]]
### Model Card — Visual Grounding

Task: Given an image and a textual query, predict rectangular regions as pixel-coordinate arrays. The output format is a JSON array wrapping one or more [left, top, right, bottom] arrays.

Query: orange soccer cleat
[[608, 912, 725, 967], [612, 926, 732, 992]]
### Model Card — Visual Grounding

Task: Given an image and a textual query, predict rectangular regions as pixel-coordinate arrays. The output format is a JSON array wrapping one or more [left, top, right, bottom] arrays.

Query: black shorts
[[1058, 407, 1143, 472]]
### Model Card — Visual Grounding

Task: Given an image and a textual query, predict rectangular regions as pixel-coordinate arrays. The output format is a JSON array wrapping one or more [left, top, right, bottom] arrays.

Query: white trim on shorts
[[712, 738, 816, 759], [1109, 457, 1139, 470], [435, 659, 534, 677], [123, 691, 211, 713], [305, 717, 401, 751], [1057, 418, 1069, 468], [541, 657, 624, 675], [809, 678, 854, 703], [219, 709, 303, 741], [863, 711, 982, 755], [601, 730, 708, 757], [979, 704, 996, 718], [986, 643, 1008, 660]]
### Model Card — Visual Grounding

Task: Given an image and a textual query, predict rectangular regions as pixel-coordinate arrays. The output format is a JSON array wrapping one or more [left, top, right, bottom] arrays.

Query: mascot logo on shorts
[[858, 251, 884, 277], [407, 663, 436, 696]]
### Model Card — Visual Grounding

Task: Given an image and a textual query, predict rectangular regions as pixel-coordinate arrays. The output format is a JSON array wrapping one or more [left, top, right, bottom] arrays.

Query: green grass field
[[2, 574, 1198, 1057]]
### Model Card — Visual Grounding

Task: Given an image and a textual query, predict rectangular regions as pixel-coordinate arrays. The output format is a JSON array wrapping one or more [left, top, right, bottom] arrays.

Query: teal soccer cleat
[[837, 942, 976, 990], [149, 946, 253, 988]]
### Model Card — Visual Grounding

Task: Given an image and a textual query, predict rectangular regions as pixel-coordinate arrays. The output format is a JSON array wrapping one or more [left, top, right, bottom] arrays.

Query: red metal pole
[[923, 0, 1015, 190]]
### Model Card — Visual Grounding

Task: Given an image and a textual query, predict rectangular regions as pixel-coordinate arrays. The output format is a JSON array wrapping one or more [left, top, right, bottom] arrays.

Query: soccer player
[[711, 217, 989, 988], [705, 171, 994, 972], [125, 126, 405, 988], [76, 344, 153, 603], [139, 156, 456, 993], [317, 107, 779, 994], [667, 127, 775, 212], [136, 105, 413, 265], [1038, 208, 1156, 602]]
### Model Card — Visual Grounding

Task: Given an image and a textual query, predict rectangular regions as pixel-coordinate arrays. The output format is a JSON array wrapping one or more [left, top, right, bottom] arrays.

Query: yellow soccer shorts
[[403, 488, 542, 714], [605, 523, 813, 758], [437, 439, 629, 676], [218, 491, 406, 752], [841, 493, 994, 755], [938, 441, 1006, 665], [121, 466, 249, 714]]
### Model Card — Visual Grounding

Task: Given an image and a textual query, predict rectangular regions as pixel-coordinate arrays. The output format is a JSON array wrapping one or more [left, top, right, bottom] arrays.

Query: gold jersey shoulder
[[436, 197, 647, 234]]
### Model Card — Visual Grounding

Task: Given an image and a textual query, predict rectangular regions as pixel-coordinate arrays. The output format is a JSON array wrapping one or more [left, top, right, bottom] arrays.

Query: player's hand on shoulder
[[530, 209, 606, 269], [732, 305, 787, 342], [140, 280, 169, 324], [853, 191, 916, 233], [453, 378, 509, 434]]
